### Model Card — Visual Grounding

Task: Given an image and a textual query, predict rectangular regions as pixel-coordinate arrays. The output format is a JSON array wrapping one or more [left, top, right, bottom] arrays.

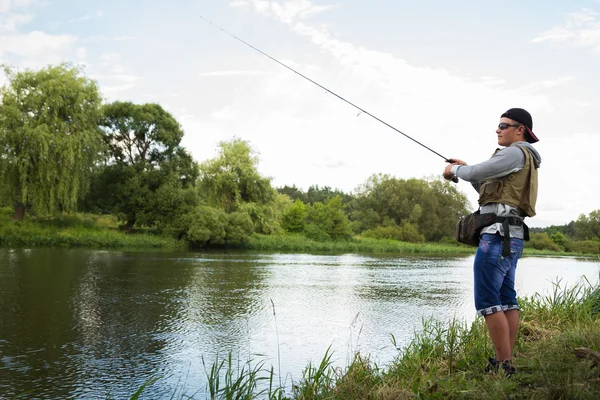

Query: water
[[0, 249, 597, 398]]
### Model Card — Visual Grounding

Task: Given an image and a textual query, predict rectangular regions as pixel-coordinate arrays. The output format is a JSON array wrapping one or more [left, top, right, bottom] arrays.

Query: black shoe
[[484, 357, 498, 373], [501, 360, 516, 378]]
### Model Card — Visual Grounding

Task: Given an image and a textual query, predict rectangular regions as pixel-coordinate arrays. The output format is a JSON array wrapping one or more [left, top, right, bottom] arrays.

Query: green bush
[[362, 225, 402, 240], [225, 211, 254, 244], [529, 232, 561, 251], [282, 199, 308, 233], [303, 223, 331, 242], [564, 239, 600, 254]]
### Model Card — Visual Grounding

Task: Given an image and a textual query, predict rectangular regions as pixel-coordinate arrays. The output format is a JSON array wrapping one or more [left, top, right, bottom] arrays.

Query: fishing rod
[[200, 16, 458, 182]]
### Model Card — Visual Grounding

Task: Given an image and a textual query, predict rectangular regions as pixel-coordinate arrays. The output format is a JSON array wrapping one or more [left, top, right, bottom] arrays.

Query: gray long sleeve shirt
[[450, 142, 542, 239]]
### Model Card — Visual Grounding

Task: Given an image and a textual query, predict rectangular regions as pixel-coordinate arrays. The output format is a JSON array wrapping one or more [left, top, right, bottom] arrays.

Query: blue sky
[[1, 0, 599, 227]]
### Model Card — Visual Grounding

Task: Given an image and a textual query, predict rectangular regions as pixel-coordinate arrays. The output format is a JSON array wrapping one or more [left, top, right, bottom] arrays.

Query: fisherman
[[443, 108, 542, 376]]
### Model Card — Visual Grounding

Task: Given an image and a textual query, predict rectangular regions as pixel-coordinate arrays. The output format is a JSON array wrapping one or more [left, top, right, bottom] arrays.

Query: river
[[0, 248, 597, 398]]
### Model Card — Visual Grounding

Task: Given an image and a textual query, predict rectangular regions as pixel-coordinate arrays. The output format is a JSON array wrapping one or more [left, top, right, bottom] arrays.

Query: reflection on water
[[0, 249, 598, 398]]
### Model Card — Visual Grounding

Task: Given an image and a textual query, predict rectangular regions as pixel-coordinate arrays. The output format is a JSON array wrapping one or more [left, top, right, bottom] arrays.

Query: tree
[[350, 174, 470, 241], [0, 64, 104, 219], [282, 199, 308, 233], [198, 139, 279, 233], [277, 185, 308, 203], [574, 209, 600, 240], [88, 101, 198, 232], [306, 196, 352, 239]]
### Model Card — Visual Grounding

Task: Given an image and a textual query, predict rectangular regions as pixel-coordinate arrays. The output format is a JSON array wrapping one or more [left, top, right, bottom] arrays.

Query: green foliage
[[198, 139, 283, 235], [277, 184, 354, 206], [282, 199, 308, 233], [303, 223, 331, 242], [277, 184, 308, 204], [306, 185, 354, 205], [86, 101, 198, 231], [199, 139, 275, 212], [361, 221, 425, 243], [574, 209, 600, 240], [225, 211, 255, 244], [564, 239, 600, 255], [185, 206, 228, 246], [247, 234, 477, 255], [551, 231, 566, 247], [529, 232, 561, 251], [180, 205, 256, 247], [306, 196, 352, 240], [238, 201, 283, 235], [351, 175, 469, 241], [0, 64, 104, 218], [0, 213, 182, 248]]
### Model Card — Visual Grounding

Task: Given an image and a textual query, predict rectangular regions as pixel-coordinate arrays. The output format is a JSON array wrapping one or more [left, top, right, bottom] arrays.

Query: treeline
[[529, 210, 600, 254], [0, 64, 471, 248], [1, 64, 598, 253]]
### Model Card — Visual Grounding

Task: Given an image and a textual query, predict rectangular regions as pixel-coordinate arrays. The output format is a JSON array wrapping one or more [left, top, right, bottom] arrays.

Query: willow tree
[[0, 64, 104, 220]]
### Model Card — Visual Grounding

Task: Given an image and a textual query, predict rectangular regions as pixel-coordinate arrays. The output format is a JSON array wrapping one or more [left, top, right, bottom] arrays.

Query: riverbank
[[0, 210, 592, 257], [139, 278, 600, 399]]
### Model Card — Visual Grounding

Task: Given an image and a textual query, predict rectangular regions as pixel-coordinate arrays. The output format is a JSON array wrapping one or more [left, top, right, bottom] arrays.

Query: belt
[[492, 216, 529, 256]]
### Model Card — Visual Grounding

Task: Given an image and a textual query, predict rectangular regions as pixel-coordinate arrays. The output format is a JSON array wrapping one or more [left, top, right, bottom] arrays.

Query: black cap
[[501, 108, 539, 143]]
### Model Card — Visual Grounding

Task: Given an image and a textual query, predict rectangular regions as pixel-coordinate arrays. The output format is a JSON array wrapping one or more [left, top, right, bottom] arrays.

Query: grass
[[246, 233, 591, 258], [0, 209, 184, 249], [127, 277, 600, 399], [0, 207, 595, 256]]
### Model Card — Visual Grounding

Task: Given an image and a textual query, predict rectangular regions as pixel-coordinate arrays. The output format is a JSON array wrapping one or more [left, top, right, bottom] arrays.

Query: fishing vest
[[478, 145, 538, 217]]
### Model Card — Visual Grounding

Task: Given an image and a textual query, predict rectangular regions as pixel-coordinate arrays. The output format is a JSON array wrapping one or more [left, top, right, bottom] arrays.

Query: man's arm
[[450, 147, 526, 183]]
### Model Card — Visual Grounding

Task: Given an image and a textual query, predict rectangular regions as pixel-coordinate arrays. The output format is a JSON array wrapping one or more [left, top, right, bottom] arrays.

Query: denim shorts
[[473, 233, 524, 316]]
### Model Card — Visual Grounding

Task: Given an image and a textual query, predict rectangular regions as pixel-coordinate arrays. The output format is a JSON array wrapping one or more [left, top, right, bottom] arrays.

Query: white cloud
[[0, 12, 32, 32], [231, 0, 338, 23], [85, 35, 135, 42], [0, 0, 33, 13], [516, 76, 575, 94], [532, 8, 600, 52], [198, 70, 267, 77], [0, 30, 77, 58], [75, 46, 86, 60], [68, 10, 104, 24], [210, 105, 237, 121]]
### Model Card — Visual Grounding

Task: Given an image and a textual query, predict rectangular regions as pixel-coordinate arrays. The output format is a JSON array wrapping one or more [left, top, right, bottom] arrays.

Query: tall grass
[[246, 234, 477, 255], [246, 233, 589, 257], [0, 210, 184, 249]]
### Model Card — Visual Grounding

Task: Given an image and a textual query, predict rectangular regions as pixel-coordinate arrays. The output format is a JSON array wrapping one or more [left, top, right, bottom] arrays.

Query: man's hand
[[443, 164, 455, 180], [443, 159, 466, 181], [447, 158, 467, 166]]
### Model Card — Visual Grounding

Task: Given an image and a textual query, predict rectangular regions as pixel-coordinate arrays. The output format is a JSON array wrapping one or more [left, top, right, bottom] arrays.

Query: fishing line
[[200, 16, 458, 170]]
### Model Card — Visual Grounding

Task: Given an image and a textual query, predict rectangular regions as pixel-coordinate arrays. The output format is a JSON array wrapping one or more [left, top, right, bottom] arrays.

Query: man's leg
[[505, 309, 519, 354], [474, 234, 516, 363], [483, 311, 512, 361]]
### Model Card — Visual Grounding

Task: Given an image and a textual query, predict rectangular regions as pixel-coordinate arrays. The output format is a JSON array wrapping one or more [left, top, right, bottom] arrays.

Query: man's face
[[496, 117, 524, 147]]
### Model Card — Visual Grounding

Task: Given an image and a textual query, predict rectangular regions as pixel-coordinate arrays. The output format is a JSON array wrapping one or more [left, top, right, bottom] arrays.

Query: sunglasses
[[498, 123, 521, 130]]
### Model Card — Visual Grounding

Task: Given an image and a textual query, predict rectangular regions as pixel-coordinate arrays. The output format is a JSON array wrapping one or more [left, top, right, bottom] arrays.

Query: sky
[[1, 0, 599, 228]]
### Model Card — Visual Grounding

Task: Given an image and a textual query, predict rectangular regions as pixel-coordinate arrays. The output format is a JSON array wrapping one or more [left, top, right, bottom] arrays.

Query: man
[[443, 108, 542, 376]]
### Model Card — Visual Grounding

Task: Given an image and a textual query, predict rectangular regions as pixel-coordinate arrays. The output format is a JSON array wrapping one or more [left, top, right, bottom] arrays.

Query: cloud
[[532, 8, 600, 52], [0, 0, 33, 13], [516, 76, 575, 94], [231, 0, 338, 23], [198, 70, 268, 77], [0, 12, 32, 32], [85, 35, 135, 42], [0, 30, 77, 58], [68, 10, 104, 24]]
